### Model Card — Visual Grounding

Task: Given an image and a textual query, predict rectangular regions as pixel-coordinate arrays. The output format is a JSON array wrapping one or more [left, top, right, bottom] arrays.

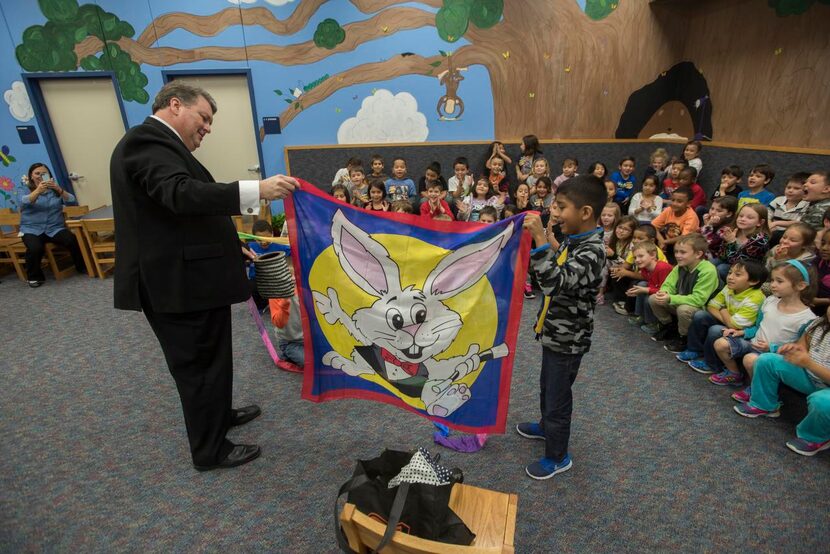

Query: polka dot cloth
[[388, 447, 453, 488]]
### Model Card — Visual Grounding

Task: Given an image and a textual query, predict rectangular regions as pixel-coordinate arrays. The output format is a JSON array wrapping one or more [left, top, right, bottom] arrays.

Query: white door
[[169, 74, 262, 183], [39, 78, 125, 208]]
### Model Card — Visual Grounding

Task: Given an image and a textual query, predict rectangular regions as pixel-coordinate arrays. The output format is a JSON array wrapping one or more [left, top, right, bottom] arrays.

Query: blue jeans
[[686, 311, 726, 370], [278, 340, 304, 366], [750, 353, 830, 443], [632, 281, 657, 323], [539, 348, 583, 461]]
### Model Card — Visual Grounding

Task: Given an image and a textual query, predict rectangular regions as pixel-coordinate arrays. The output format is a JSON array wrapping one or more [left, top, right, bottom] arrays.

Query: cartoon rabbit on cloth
[[312, 209, 512, 419]]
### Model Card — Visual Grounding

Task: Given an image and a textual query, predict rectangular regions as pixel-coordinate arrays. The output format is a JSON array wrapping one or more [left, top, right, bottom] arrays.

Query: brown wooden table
[[66, 205, 113, 278]]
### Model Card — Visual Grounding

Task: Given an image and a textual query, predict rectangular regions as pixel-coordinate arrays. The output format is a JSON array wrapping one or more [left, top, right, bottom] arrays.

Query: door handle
[[248, 164, 260, 172]]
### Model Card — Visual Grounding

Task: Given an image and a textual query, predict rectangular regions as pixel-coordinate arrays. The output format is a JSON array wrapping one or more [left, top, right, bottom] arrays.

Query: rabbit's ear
[[424, 222, 514, 301], [331, 209, 401, 297]]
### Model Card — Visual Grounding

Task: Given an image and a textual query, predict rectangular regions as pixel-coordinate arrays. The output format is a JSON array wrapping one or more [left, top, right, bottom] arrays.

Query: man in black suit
[[110, 81, 297, 471]]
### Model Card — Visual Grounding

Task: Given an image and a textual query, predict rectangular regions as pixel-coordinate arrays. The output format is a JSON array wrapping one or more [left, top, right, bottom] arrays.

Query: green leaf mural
[[436, 0, 502, 43], [584, 0, 618, 20], [15, 0, 149, 103], [313, 18, 346, 50], [768, 0, 830, 16]]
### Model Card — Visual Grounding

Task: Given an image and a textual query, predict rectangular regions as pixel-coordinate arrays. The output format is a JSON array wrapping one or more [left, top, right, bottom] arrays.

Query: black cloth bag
[[335, 449, 475, 552]]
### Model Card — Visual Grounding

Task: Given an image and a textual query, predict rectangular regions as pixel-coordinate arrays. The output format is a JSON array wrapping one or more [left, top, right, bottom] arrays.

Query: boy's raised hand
[[523, 212, 546, 244]]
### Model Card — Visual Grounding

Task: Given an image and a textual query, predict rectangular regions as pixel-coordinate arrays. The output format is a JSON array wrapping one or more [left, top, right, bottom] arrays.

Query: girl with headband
[[713, 259, 818, 395]]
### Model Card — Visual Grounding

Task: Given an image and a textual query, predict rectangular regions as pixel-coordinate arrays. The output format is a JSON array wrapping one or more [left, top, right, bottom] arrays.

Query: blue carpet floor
[[1, 275, 828, 552]]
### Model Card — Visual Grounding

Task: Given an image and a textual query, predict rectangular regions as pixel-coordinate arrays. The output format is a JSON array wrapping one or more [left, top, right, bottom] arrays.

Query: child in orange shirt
[[652, 187, 700, 254]]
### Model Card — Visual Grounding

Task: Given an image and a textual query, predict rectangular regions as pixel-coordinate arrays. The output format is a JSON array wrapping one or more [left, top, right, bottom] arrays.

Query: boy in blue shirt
[[384, 157, 416, 203], [518, 175, 607, 479], [738, 164, 776, 208]]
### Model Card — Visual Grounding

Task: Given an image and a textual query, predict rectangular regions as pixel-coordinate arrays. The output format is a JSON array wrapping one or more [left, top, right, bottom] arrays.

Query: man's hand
[[241, 245, 256, 260], [259, 175, 298, 201]]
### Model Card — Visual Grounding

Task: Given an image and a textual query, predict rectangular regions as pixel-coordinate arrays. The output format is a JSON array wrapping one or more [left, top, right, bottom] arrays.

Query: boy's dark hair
[[788, 171, 811, 185], [679, 167, 698, 181], [427, 161, 441, 175], [371, 153, 384, 163], [675, 233, 709, 254], [672, 187, 693, 201], [426, 181, 444, 191], [252, 220, 273, 235], [635, 223, 657, 240], [349, 166, 365, 176], [721, 165, 744, 179], [502, 204, 518, 216], [731, 260, 768, 288], [479, 205, 499, 220], [347, 157, 362, 168], [670, 157, 689, 168], [453, 156, 469, 169], [563, 157, 578, 167], [522, 134, 541, 155], [751, 164, 775, 183], [557, 175, 606, 223], [619, 156, 635, 165]]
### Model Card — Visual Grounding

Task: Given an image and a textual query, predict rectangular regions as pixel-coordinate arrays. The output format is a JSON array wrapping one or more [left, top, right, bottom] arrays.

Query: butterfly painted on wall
[[0, 146, 16, 167]]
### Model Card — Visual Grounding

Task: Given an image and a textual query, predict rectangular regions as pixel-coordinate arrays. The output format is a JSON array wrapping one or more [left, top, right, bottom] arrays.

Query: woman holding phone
[[19, 162, 85, 287]]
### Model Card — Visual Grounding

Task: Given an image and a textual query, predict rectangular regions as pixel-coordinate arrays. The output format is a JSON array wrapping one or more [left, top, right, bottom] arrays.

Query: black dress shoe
[[230, 404, 262, 427], [193, 444, 261, 472]]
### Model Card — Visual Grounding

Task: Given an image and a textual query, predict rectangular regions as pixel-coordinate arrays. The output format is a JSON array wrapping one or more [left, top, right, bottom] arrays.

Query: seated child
[[597, 203, 621, 304], [661, 157, 688, 199], [488, 156, 511, 200], [734, 304, 830, 457], [457, 179, 503, 222], [674, 167, 706, 213], [417, 161, 447, 201], [369, 154, 388, 183], [683, 140, 703, 178], [762, 222, 816, 294], [676, 260, 767, 374], [448, 157, 474, 200], [331, 184, 351, 204], [526, 157, 550, 189], [644, 147, 669, 184], [625, 241, 673, 330], [349, 166, 369, 207], [588, 161, 608, 180], [647, 234, 720, 348], [513, 182, 533, 213], [768, 172, 810, 245], [420, 182, 455, 220], [718, 203, 770, 282], [552, 157, 578, 191], [529, 177, 555, 223], [716, 260, 817, 396], [605, 216, 638, 314], [247, 220, 284, 311], [391, 199, 414, 214], [269, 256, 304, 369], [364, 180, 390, 211], [332, 157, 361, 187], [385, 157, 416, 202], [801, 171, 830, 233], [614, 225, 670, 314], [628, 175, 663, 223], [813, 230, 830, 314], [710, 165, 744, 201], [651, 187, 700, 254], [610, 156, 637, 209], [701, 196, 738, 264], [516, 175, 607, 479], [604, 178, 617, 204], [478, 205, 498, 224], [738, 164, 776, 208]]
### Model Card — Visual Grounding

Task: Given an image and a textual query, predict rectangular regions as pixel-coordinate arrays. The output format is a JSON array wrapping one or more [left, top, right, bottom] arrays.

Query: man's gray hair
[[152, 81, 218, 114]]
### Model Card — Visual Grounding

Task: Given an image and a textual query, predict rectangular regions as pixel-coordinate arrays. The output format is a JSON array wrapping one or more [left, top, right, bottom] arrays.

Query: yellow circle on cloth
[[309, 233, 498, 409]]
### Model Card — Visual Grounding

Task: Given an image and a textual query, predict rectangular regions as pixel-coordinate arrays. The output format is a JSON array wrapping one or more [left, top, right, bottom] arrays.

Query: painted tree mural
[[12, 0, 830, 140]]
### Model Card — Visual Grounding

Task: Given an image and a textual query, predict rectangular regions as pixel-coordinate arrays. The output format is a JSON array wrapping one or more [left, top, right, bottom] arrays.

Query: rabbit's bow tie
[[380, 348, 420, 376]]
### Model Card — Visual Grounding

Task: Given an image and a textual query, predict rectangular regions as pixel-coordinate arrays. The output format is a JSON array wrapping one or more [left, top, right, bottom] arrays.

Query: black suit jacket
[[110, 117, 250, 313]]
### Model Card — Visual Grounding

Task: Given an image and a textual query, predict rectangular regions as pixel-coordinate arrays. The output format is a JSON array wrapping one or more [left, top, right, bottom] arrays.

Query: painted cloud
[[337, 89, 429, 144], [4, 81, 34, 122]]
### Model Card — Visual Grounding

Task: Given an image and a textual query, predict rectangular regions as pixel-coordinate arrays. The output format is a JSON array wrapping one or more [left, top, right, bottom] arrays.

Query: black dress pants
[[140, 287, 235, 466], [22, 229, 85, 281]]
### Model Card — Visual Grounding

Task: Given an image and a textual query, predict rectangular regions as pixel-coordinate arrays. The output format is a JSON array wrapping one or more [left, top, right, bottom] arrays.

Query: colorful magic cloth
[[286, 181, 531, 433]]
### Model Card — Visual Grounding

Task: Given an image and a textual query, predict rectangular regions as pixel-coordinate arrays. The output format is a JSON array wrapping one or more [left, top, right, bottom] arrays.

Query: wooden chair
[[0, 212, 26, 280], [81, 219, 116, 278], [339, 483, 518, 554], [63, 205, 90, 218]]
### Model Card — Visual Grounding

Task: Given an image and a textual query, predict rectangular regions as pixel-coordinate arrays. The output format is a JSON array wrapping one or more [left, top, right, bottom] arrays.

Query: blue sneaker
[[688, 359, 715, 374], [515, 422, 545, 440], [526, 455, 573, 480], [676, 350, 702, 362], [786, 437, 830, 456]]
